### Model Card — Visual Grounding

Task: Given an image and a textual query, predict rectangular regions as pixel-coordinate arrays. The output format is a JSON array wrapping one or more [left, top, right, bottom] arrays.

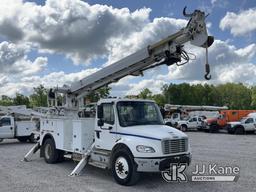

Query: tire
[[42, 138, 59, 164], [181, 125, 187, 132], [111, 148, 140, 186], [17, 136, 29, 143], [209, 124, 218, 133], [29, 134, 37, 143], [235, 126, 245, 135], [165, 122, 173, 127]]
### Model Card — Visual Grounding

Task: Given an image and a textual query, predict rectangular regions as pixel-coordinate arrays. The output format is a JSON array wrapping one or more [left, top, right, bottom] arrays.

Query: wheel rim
[[45, 143, 52, 159], [115, 157, 129, 179]]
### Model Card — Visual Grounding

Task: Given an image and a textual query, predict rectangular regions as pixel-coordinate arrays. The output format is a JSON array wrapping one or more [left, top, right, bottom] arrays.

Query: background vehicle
[[177, 116, 204, 131], [227, 113, 256, 134], [203, 110, 256, 133], [24, 7, 213, 186], [164, 104, 226, 127], [0, 105, 44, 143]]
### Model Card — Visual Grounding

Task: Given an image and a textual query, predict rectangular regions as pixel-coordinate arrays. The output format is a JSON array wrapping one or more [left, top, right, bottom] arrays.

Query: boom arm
[[49, 8, 214, 108]]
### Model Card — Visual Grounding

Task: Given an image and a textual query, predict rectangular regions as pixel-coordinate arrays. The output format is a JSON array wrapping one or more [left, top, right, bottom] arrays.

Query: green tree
[[86, 87, 111, 103], [138, 88, 152, 99], [30, 85, 48, 107], [0, 95, 14, 106], [13, 93, 30, 107]]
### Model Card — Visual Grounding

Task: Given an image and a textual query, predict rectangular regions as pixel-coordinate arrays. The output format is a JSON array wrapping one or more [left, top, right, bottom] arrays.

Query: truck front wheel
[[42, 138, 59, 164], [111, 149, 140, 186], [181, 125, 188, 132], [235, 126, 245, 135]]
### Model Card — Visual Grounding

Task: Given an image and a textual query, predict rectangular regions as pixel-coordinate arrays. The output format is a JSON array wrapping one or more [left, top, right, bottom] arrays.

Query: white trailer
[[24, 7, 214, 185], [0, 106, 44, 143]]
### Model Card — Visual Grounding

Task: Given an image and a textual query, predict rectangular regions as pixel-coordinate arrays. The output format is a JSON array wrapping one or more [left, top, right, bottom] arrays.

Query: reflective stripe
[[109, 131, 161, 141]]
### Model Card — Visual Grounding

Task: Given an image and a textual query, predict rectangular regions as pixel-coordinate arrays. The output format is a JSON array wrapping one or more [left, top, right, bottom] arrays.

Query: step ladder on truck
[[24, 7, 214, 185]]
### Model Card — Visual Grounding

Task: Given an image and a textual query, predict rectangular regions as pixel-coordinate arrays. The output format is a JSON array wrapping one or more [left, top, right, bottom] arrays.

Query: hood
[[177, 120, 188, 125], [206, 117, 218, 123], [120, 125, 187, 140], [227, 121, 241, 125]]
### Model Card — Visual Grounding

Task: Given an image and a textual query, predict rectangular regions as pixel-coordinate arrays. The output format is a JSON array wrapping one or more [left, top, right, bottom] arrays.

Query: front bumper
[[134, 153, 191, 172]]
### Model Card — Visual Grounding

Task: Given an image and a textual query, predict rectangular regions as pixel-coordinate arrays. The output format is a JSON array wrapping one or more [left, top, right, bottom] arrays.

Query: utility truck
[[24, 7, 214, 185], [164, 104, 227, 127], [203, 110, 256, 133], [0, 105, 44, 143], [176, 116, 204, 131], [227, 113, 256, 134]]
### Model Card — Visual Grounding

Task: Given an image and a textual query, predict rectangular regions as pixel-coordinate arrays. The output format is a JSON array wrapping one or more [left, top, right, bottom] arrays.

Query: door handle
[[10, 127, 13, 130], [101, 126, 113, 130]]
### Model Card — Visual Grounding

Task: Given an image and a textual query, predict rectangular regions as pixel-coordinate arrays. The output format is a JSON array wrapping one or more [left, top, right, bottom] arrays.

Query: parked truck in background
[[226, 113, 256, 134], [24, 7, 214, 185], [202, 110, 256, 133], [164, 104, 226, 127], [0, 105, 44, 143], [176, 116, 204, 131]]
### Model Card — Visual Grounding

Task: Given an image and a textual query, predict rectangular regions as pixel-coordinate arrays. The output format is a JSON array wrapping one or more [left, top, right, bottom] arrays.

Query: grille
[[162, 138, 188, 154]]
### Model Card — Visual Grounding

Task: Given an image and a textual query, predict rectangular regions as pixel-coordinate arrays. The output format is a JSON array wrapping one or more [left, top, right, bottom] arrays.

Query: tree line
[[0, 85, 110, 108], [137, 83, 256, 110], [1, 83, 255, 110]]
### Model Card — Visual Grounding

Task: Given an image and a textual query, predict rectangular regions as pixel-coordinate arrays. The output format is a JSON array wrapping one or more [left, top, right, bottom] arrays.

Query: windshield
[[240, 117, 247, 123], [117, 101, 164, 127]]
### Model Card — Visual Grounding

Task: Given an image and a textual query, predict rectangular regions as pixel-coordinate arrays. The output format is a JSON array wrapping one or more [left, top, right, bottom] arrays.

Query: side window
[[173, 113, 179, 119], [192, 117, 197, 122], [198, 118, 202, 121], [0, 118, 11, 126], [102, 103, 115, 125], [245, 118, 253, 124], [232, 111, 237, 115]]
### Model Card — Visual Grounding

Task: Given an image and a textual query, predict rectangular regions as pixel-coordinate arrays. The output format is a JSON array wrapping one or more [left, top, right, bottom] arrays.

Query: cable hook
[[204, 46, 211, 80]]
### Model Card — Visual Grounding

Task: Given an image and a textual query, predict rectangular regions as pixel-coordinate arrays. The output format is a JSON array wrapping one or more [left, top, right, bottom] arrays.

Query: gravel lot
[[0, 132, 256, 192]]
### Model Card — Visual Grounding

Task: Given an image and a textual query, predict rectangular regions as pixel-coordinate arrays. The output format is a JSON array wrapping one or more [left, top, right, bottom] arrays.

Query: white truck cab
[[227, 115, 256, 134], [0, 115, 37, 143], [177, 116, 203, 131]]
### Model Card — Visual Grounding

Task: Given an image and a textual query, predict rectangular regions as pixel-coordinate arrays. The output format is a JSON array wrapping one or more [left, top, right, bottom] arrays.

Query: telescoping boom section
[[49, 7, 214, 108]]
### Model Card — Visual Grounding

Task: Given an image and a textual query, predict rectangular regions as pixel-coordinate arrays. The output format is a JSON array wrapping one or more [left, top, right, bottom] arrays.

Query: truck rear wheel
[[111, 149, 140, 186], [29, 134, 37, 143], [181, 125, 187, 132], [17, 136, 29, 143], [165, 122, 173, 127], [42, 138, 59, 164]]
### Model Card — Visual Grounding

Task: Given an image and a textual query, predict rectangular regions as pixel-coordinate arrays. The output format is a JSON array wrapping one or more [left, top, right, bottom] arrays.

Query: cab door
[[188, 117, 198, 128], [0, 117, 15, 138], [244, 118, 255, 131], [95, 103, 117, 150]]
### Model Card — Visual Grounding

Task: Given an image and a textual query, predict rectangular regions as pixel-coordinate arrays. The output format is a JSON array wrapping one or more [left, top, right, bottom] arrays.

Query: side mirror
[[97, 119, 104, 127], [97, 105, 103, 119]]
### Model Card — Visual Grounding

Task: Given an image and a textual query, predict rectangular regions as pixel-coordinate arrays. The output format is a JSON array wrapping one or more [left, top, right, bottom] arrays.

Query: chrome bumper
[[134, 153, 191, 172]]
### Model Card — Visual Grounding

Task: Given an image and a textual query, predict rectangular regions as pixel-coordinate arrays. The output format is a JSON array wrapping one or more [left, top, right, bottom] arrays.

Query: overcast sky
[[0, 0, 256, 97]]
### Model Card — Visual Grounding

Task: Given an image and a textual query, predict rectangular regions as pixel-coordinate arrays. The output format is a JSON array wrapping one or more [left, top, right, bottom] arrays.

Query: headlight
[[136, 145, 155, 153]]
